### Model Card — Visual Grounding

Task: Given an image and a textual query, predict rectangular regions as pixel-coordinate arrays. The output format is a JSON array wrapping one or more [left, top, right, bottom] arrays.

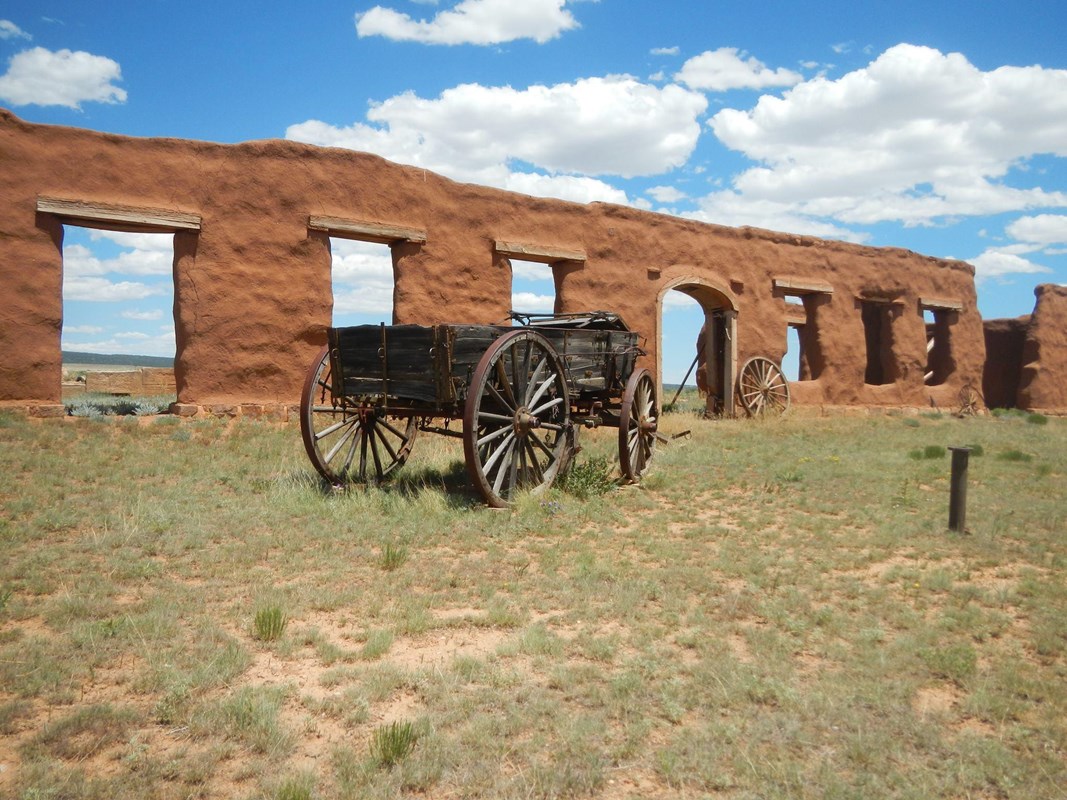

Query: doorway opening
[[659, 281, 736, 416], [61, 225, 177, 409], [328, 238, 396, 327], [861, 300, 898, 386]]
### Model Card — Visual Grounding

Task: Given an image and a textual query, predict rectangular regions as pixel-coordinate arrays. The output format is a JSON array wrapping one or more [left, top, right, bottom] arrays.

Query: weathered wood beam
[[494, 240, 585, 264], [308, 215, 427, 244], [772, 277, 834, 295], [37, 196, 201, 232], [919, 297, 964, 311]]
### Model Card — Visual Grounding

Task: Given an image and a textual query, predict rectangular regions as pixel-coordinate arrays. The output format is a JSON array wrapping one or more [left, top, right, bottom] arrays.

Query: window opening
[[784, 324, 803, 382], [923, 307, 955, 385], [780, 292, 824, 381], [329, 238, 396, 327], [861, 300, 896, 386], [509, 259, 556, 321], [61, 225, 177, 409]]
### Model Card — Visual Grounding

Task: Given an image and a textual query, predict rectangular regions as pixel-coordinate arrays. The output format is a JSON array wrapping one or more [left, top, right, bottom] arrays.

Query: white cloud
[[288, 76, 705, 203], [0, 20, 31, 40], [502, 171, 627, 204], [676, 47, 803, 92], [511, 291, 555, 313], [0, 46, 126, 108], [647, 185, 687, 203], [329, 239, 395, 317], [509, 260, 553, 281], [64, 329, 175, 357], [663, 291, 699, 309], [706, 44, 1067, 227], [1006, 214, 1067, 246], [62, 240, 172, 278], [89, 230, 173, 252], [356, 0, 578, 45], [969, 249, 1053, 282], [64, 324, 103, 334], [685, 192, 869, 242], [651, 46, 679, 56], [121, 309, 164, 321], [63, 275, 165, 302]]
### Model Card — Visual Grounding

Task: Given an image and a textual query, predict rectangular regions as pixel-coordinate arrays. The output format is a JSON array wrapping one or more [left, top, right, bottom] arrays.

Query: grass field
[[0, 397, 1064, 799]]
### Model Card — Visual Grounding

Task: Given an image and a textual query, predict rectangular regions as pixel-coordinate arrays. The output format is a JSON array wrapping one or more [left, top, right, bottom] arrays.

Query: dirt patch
[[386, 627, 509, 670], [912, 683, 962, 717]]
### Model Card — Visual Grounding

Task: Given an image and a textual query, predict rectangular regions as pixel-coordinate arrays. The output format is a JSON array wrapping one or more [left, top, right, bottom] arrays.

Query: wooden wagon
[[299, 312, 659, 507]]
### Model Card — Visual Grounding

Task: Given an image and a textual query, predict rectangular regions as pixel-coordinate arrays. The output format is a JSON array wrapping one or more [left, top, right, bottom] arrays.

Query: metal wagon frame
[[299, 311, 659, 507]]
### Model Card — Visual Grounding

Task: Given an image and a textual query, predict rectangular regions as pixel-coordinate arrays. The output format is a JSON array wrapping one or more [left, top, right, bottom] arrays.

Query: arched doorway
[[657, 278, 738, 417]]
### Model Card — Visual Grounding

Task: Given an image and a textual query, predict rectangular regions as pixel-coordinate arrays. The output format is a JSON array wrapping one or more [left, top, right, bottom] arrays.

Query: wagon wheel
[[737, 356, 790, 417], [463, 330, 572, 508], [300, 346, 418, 486], [619, 368, 658, 483], [956, 383, 983, 417]]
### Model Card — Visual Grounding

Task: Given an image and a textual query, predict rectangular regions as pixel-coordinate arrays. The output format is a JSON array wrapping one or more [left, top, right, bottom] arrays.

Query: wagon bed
[[300, 312, 659, 507]]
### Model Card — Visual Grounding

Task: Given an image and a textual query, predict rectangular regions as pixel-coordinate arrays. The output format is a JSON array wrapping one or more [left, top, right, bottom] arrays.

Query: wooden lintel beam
[[919, 297, 964, 312], [494, 240, 585, 264], [772, 277, 834, 295], [308, 215, 427, 244], [37, 196, 201, 232]]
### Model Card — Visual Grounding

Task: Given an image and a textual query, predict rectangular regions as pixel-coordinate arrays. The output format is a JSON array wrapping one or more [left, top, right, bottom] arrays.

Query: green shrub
[[253, 605, 288, 642], [558, 455, 616, 499], [921, 643, 977, 685], [379, 542, 408, 571], [370, 720, 419, 768], [1026, 413, 1048, 426], [997, 449, 1032, 463]]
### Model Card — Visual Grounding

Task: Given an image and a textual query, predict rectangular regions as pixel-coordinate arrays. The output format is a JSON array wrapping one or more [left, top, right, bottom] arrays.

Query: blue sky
[[2, 1, 1065, 383]]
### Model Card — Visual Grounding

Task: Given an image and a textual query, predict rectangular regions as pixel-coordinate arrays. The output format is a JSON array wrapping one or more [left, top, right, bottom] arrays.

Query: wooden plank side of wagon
[[535, 328, 639, 394], [330, 325, 439, 403], [443, 325, 509, 402]]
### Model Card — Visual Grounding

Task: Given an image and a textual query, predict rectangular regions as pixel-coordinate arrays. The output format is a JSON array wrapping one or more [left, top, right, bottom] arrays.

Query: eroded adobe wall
[[1017, 285, 1067, 414], [0, 109, 986, 413]]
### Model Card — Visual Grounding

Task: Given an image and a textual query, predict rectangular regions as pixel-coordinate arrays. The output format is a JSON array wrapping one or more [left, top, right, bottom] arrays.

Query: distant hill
[[63, 351, 174, 368]]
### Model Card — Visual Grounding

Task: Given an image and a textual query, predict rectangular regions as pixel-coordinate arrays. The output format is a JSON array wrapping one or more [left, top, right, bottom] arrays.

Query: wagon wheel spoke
[[495, 359, 518, 410], [373, 422, 400, 464], [737, 356, 790, 417], [491, 438, 518, 495], [478, 411, 514, 424], [619, 368, 658, 483], [300, 345, 418, 486], [524, 358, 548, 406], [477, 422, 513, 448], [464, 330, 572, 508]]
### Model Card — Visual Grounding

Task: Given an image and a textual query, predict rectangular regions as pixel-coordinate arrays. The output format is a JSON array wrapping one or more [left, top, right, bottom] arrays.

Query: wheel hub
[[514, 408, 541, 434]]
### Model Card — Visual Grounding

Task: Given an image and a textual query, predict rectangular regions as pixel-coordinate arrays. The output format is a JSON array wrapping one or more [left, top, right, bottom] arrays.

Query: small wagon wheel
[[737, 356, 790, 417], [956, 383, 983, 417], [463, 329, 572, 508], [300, 346, 418, 486], [619, 368, 658, 483]]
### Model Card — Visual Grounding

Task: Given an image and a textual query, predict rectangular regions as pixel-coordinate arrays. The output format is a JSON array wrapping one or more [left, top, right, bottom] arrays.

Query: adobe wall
[[0, 109, 986, 414], [1016, 284, 1067, 414]]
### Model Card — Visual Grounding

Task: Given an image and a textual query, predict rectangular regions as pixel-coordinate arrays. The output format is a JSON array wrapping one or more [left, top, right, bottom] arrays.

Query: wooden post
[[948, 446, 971, 532]]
